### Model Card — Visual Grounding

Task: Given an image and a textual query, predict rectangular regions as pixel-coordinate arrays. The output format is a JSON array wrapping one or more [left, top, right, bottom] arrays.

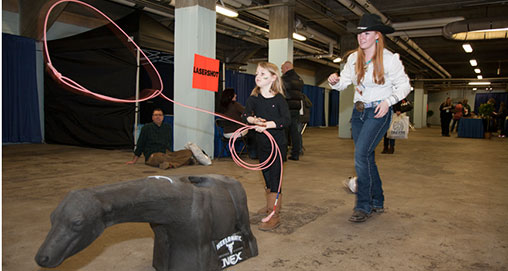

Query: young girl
[[328, 14, 411, 223], [242, 62, 290, 231]]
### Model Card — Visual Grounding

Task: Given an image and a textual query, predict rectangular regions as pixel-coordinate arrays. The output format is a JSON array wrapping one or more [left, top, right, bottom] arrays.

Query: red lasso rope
[[43, 0, 283, 220]]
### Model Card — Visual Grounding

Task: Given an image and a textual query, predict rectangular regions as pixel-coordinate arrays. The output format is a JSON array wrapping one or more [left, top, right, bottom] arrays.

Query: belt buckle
[[355, 101, 364, 112]]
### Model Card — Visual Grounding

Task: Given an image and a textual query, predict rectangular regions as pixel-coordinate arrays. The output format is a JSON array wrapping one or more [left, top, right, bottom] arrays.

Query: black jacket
[[281, 69, 304, 111]]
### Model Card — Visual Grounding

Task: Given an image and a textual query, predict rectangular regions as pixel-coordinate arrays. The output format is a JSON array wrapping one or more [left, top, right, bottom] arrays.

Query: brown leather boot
[[259, 193, 281, 231], [256, 188, 270, 214]]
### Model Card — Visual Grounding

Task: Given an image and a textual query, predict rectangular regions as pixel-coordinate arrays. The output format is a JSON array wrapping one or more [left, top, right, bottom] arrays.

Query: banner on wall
[[192, 54, 220, 92]]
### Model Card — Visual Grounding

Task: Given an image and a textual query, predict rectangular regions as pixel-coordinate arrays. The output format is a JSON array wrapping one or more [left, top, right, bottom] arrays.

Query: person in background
[[281, 61, 304, 161], [439, 97, 453, 137], [494, 101, 507, 137], [298, 93, 313, 155], [328, 13, 411, 223], [487, 98, 497, 132], [462, 99, 471, 117], [218, 88, 257, 158], [126, 108, 193, 169], [450, 101, 463, 133], [219, 88, 246, 138], [381, 100, 402, 154], [242, 62, 290, 231]]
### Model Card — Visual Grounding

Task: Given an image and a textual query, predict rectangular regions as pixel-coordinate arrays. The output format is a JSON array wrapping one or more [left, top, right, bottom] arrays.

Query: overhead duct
[[388, 28, 443, 38], [443, 17, 508, 40], [389, 37, 447, 78], [294, 42, 335, 60], [391, 17, 464, 31], [108, 0, 174, 18], [297, 22, 338, 45], [222, 0, 242, 8]]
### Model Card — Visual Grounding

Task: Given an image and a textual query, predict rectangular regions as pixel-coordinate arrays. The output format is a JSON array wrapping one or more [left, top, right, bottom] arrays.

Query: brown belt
[[355, 101, 365, 112], [355, 100, 382, 112]]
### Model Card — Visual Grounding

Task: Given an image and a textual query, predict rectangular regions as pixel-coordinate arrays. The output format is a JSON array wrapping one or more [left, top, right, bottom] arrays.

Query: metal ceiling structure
[[5, 0, 508, 91]]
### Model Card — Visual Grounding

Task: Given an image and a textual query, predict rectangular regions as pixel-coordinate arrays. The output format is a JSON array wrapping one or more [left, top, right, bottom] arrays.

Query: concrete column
[[268, 0, 294, 69], [423, 92, 428, 127], [338, 86, 354, 138], [174, 0, 216, 155], [324, 89, 330, 126], [338, 59, 355, 138], [413, 80, 424, 128]]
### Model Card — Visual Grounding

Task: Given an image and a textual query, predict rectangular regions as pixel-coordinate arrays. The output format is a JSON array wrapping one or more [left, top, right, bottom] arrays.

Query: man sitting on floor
[[126, 108, 193, 169]]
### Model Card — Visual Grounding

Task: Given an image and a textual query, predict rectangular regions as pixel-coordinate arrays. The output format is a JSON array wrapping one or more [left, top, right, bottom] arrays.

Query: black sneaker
[[372, 207, 385, 213], [348, 210, 371, 223]]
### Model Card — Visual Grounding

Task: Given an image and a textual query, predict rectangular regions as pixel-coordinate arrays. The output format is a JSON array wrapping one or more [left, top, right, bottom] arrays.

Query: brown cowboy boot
[[258, 193, 281, 231], [256, 188, 271, 214]]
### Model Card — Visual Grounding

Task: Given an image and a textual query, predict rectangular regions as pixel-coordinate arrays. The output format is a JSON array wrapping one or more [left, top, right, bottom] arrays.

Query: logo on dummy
[[214, 232, 244, 269]]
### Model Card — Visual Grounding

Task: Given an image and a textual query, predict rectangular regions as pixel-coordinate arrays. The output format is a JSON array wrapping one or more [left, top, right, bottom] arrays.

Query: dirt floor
[[2, 126, 508, 271]]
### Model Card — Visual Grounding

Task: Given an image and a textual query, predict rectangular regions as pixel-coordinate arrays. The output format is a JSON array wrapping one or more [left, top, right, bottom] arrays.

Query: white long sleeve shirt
[[330, 49, 411, 106]]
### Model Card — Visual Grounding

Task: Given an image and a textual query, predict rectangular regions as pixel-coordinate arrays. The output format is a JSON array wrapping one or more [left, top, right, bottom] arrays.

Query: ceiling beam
[[19, 0, 68, 40]]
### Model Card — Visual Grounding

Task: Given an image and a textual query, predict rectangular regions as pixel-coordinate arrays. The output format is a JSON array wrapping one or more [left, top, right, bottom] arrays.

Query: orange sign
[[192, 54, 220, 92]]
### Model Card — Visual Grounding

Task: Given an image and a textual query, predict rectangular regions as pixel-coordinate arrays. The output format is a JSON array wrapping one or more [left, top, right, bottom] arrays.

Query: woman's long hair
[[250, 62, 285, 97], [355, 32, 386, 85], [219, 88, 235, 112]]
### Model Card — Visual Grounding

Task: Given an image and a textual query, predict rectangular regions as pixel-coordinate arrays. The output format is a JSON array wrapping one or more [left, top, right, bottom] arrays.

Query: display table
[[458, 118, 484, 138]]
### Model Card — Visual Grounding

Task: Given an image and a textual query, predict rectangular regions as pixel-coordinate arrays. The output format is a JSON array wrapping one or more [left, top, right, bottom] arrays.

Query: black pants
[[383, 133, 395, 148], [287, 110, 302, 158], [441, 116, 452, 136], [257, 130, 286, 193], [498, 117, 506, 135]]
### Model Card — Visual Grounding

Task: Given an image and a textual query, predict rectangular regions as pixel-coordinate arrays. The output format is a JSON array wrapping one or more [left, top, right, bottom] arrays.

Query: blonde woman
[[242, 62, 290, 231], [328, 14, 411, 222]]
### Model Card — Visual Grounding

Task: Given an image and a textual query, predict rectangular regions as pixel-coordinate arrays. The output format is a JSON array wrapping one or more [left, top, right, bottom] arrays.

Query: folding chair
[[215, 119, 248, 159]]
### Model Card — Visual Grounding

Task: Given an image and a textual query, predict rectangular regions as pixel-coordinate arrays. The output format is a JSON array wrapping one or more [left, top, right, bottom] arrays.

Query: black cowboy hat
[[353, 13, 395, 34]]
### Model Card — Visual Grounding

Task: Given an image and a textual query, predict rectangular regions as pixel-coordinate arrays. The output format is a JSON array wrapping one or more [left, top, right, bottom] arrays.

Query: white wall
[[3, 10, 19, 35]]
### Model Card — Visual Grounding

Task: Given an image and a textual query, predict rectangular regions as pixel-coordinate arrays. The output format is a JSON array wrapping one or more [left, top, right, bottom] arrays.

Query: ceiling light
[[216, 5, 238, 18], [471, 27, 508, 33], [474, 68, 481, 73], [469, 59, 477, 66], [472, 88, 477, 90], [468, 81, 490, 85], [444, 18, 508, 40], [477, 75, 483, 79], [333, 57, 342, 63], [462, 43, 473, 53], [292, 32, 306, 41]]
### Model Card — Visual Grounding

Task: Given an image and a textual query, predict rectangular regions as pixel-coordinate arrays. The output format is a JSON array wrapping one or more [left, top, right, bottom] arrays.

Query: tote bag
[[387, 114, 409, 139]]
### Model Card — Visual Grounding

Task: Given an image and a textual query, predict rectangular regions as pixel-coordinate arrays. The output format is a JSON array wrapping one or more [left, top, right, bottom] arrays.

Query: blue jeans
[[351, 107, 392, 213]]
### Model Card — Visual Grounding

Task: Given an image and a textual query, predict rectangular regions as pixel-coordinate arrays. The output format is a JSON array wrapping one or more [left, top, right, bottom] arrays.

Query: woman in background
[[439, 97, 453, 137]]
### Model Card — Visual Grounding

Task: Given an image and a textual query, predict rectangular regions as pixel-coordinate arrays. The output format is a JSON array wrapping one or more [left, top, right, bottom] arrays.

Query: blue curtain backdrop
[[2, 33, 42, 143], [329, 90, 340, 126], [303, 85, 325, 126], [225, 70, 256, 106], [225, 70, 325, 126], [474, 93, 508, 113]]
